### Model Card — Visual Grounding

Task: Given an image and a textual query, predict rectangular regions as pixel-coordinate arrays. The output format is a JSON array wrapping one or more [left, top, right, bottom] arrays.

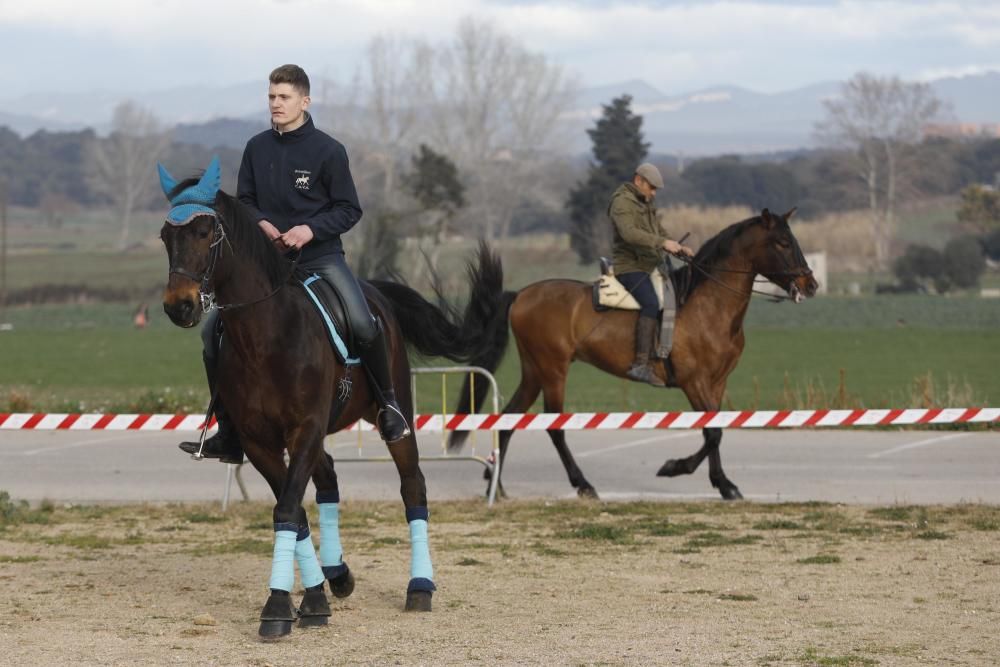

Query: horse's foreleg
[[656, 381, 742, 500], [387, 434, 434, 612], [260, 423, 326, 639], [705, 428, 742, 500], [310, 452, 355, 600]]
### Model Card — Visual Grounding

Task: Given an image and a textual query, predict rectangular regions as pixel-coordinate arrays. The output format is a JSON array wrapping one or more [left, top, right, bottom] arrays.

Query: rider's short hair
[[269, 64, 310, 96]]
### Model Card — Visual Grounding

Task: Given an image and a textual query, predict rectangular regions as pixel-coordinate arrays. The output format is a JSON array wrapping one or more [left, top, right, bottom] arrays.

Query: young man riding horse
[[609, 163, 693, 387], [179, 64, 408, 463]]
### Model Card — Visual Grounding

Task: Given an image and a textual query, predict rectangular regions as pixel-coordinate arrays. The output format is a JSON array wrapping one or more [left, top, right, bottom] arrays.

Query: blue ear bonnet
[[157, 155, 222, 226]]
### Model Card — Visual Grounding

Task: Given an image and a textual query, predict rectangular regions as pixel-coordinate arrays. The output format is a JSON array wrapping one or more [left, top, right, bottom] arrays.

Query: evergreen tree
[[566, 95, 649, 263]]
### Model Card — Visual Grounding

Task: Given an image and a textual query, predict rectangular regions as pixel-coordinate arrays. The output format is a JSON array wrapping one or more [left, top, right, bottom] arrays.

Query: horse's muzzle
[[789, 274, 819, 303], [163, 294, 200, 328]]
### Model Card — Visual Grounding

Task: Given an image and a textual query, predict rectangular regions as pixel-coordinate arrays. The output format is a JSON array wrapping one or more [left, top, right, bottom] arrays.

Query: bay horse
[[449, 208, 818, 500], [158, 159, 503, 639]]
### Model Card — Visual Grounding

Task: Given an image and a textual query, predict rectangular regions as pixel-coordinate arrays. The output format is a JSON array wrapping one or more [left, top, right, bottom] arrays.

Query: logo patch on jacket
[[294, 170, 312, 190]]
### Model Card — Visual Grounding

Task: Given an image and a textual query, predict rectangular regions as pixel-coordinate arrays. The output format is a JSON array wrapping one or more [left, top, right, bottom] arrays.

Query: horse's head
[[157, 157, 225, 328], [754, 208, 819, 303]]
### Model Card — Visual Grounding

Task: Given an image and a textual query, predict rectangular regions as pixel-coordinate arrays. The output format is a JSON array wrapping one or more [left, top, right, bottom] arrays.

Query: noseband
[[169, 217, 227, 313]]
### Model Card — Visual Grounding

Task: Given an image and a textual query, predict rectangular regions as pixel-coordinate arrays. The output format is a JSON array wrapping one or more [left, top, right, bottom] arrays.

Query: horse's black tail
[[446, 286, 516, 453], [371, 241, 516, 453], [370, 239, 514, 362]]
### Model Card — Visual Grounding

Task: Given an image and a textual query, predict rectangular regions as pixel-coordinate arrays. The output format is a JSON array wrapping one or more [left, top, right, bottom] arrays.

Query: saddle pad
[[595, 271, 665, 311], [300, 275, 361, 366]]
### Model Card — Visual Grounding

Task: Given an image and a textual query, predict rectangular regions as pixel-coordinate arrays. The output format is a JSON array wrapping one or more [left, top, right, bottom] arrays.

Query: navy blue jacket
[[237, 113, 362, 262]]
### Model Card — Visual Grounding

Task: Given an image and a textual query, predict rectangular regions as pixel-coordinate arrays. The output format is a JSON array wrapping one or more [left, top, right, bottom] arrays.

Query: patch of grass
[[683, 532, 762, 549], [559, 525, 633, 544], [184, 512, 227, 524], [683, 589, 715, 595], [914, 530, 950, 540], [968, 518, 1000, 531], [0, 555, 42, 563], [44, 534, 113, 550], [456, 557, 485, 566], [800, 648, 878, 666], [717, 592, 757, 602], [369, 537, 403, 546], [868, 506, 917, 522], [189, 539, 273, 557], [752, 519, 805, 531], [531, 543, 568, 558], [637, 520, 713, 536], [797, 554, 842, 565]]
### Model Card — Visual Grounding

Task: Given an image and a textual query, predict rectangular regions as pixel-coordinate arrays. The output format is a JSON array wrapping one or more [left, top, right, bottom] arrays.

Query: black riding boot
[[360, 321, 411, 443], [626, 316, 666, 388], [178, 352, 245, 464]]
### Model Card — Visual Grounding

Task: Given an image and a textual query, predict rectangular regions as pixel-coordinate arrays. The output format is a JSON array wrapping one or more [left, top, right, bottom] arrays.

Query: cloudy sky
[[1, 0, 998, 99]]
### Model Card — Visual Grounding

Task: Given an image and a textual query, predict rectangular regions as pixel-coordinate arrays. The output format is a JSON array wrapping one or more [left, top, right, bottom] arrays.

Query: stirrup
[[626, 363, 666, 388], [376, 403, 411, 443]]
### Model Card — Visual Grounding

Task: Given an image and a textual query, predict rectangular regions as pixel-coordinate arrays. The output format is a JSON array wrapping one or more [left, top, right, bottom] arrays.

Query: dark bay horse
[[449, 208, 818, 500], [158, 160, 502, 639]]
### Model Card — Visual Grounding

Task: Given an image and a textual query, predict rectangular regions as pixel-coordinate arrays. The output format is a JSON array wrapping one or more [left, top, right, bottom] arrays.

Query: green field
[[1, 298, 998, 414]]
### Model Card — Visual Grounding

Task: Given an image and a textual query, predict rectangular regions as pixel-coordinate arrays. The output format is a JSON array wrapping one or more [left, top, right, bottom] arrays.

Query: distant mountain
[[1, 72, 998, 156]]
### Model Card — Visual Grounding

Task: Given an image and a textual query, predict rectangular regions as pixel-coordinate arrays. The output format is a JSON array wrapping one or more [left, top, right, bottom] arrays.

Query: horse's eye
[[199, 228, 211, 239], [776, 239, 791, 249]]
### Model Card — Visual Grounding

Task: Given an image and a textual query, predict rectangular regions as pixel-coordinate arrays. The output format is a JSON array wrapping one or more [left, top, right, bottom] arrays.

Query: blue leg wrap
[[318, 501, 346, 578], [294, 526, 326, 590], [407, 508, 435, 592], [269, 525, 298, 592]]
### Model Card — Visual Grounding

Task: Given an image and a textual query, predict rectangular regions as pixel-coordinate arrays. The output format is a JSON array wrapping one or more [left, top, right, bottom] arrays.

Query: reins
[[170, 216, 302, 314]]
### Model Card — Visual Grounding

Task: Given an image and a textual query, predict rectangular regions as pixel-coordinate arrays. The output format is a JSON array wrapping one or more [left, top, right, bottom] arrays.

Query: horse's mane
[[675, 215, 761, 301], [168, 178, 290, 288]]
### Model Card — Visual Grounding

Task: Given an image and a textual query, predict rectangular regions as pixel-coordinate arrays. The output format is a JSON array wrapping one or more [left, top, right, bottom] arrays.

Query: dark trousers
[[616, 271, 660, 318]]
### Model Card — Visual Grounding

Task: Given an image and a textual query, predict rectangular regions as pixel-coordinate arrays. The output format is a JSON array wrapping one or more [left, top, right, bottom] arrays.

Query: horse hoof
[[328, 567, 355, 599], [405, 590, 433, 612], [258, 620, 293, 639], [577, 485, 600, 500], [657, 460, 683, 477], [297, 614, 328, 629], [720, 486, 744, 501], [296, 584, 331, 628]]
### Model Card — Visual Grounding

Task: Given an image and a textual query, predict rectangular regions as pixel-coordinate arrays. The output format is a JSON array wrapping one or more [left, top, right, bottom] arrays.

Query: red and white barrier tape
[[1, 408, 997, 432]]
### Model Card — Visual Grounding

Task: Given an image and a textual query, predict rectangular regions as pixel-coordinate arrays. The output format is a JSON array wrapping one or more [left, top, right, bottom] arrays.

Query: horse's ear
[[157, 162, 178, 200], [760, 208, 775, 228], [784, 207, 798, 221], [198, 155, 222, 196]]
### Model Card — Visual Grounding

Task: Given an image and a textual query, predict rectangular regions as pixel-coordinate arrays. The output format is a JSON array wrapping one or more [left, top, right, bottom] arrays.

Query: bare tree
[[816, 73, 942, 267], [89, 101, 171, 250], [429, 19, 578, 241]]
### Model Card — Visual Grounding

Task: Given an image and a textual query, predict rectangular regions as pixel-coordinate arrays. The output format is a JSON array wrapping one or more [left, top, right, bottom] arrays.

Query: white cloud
[[0, 0, 997, 95]]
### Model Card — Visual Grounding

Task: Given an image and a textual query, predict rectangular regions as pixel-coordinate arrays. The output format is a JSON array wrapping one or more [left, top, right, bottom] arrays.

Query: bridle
[[670, 240, 813, 303], [168, 215, 301, 313]]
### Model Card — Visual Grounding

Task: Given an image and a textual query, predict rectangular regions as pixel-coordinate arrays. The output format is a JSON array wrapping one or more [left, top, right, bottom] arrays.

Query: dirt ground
[[1, 497, 998, 667]]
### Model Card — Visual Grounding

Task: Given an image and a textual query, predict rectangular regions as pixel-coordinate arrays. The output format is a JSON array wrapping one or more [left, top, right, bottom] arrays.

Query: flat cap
[[635, 163, 664, 189]]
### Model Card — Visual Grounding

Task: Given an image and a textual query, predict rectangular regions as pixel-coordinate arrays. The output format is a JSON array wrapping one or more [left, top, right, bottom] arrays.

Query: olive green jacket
[[608, 182, 668, 274]]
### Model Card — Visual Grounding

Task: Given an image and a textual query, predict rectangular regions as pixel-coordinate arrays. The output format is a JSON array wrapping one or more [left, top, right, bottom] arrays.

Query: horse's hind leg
[[386, 434, 435, 612], [540, 373, 597, 499], [483, 369, 543, 498]]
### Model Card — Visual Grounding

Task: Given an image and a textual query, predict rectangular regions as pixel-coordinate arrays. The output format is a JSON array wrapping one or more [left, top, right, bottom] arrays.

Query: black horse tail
[[370, 240, 513, 365], [446, 287, 516, 453]]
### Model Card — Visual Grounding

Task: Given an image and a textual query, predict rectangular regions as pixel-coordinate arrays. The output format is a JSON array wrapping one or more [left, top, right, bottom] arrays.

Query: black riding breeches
[[617, 271, 659, 319]]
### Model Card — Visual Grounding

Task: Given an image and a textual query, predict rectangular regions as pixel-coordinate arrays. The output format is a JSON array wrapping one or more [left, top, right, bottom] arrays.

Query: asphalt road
[[1, 427, 997, 506]]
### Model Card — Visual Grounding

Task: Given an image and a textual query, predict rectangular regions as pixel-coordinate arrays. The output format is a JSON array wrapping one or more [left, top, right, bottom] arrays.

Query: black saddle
[[294, 268, 358, 365]]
